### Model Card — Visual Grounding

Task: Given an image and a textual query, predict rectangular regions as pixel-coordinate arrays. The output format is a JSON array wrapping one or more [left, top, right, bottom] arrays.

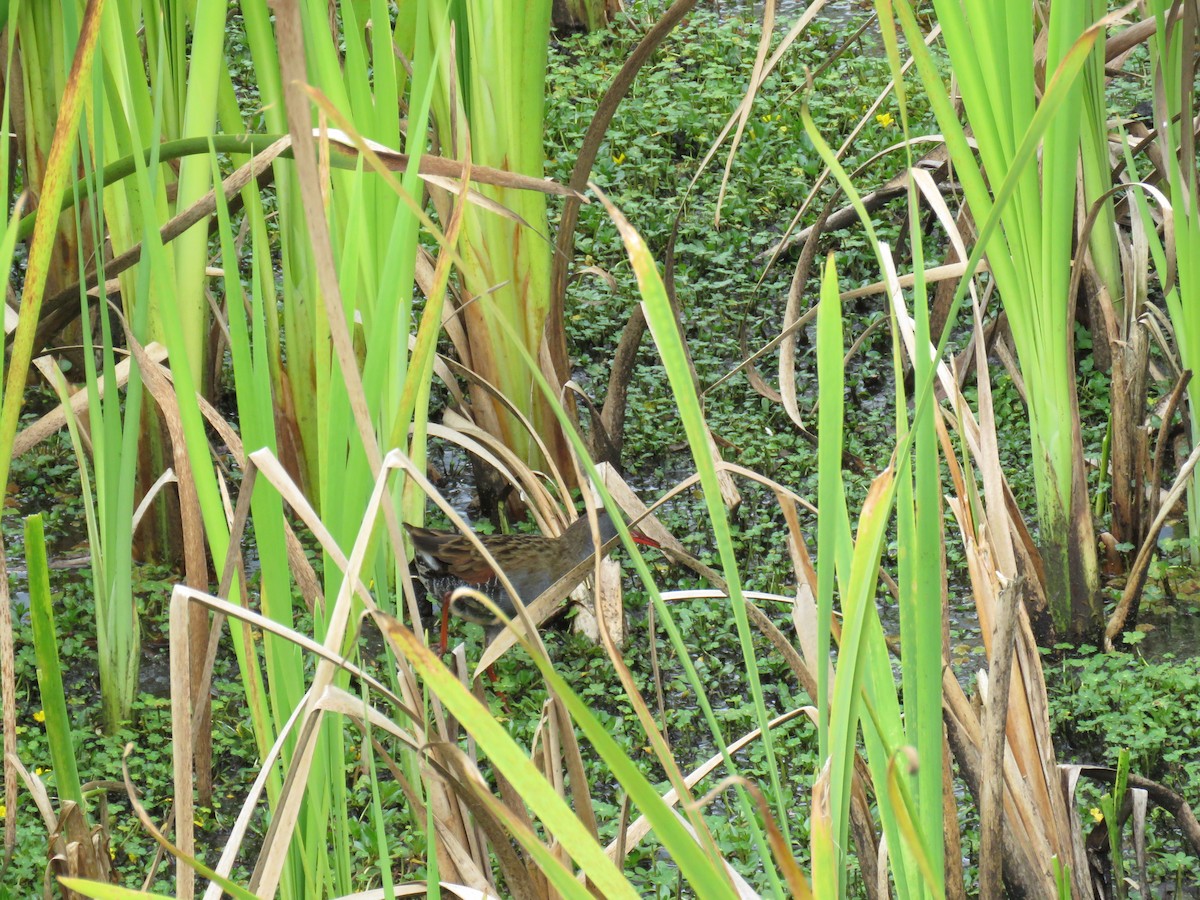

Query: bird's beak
[[629, 529, 660, 549]]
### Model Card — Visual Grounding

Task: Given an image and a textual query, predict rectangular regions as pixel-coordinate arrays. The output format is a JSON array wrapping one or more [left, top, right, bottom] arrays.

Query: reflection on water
[[712, 0, 863, 26], [1135, 606, 1200, 660]]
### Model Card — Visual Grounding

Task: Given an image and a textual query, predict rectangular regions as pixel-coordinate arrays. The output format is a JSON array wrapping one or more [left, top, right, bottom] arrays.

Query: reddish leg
[[437, 600, 511, 714], [485, 665, 513, 715], [438, 595, 452, 655]]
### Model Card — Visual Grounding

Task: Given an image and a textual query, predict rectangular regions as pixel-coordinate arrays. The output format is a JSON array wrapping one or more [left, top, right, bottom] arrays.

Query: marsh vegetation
[[3, 2, 1200, 898]]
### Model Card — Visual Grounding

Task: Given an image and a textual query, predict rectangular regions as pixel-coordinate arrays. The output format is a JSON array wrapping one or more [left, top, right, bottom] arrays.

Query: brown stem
[[29, 155, 280, 360], [1075, 765, 1200, 859], [1148, 370, 1192, 527], [595, 302, 648, 466], [546, 0, 700, 387]]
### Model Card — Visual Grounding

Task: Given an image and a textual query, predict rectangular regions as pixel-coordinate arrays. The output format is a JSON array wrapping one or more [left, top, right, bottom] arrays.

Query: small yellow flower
[[33, 710, 45, 723], [1090, 807, 1104, 823], [876, 112, 895, 128], [612, 151, 626, 165], [0, 803, 6, 819], [761, 113, 772, 123], [34, 767, 46, 777]]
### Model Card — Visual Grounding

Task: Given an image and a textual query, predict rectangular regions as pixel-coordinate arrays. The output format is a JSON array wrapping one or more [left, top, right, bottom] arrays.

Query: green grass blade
[[25, 515, 84, 809]]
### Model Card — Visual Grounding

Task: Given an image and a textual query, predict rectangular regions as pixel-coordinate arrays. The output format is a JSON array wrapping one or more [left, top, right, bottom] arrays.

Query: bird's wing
[[405, 525, 497, 584]]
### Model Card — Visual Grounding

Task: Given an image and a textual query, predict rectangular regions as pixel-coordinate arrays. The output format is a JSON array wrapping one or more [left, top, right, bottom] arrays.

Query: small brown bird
[[406, 509, 659, 654]]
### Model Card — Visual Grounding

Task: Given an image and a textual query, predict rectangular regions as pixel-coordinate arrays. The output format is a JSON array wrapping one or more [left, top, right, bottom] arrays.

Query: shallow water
[[710, 0, 861, 25], [1135, 595, 1200, 660]]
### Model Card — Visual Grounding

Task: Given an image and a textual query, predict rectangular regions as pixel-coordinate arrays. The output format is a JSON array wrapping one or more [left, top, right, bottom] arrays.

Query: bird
[[405, 509, 660, 655]]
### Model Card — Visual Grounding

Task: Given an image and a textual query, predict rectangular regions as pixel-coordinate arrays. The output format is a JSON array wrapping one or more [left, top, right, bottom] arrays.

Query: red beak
[[629, 528, 660, 549]]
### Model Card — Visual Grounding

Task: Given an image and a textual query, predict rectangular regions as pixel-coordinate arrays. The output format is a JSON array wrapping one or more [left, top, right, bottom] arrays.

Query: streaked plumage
[[406, 510, 656, 651]]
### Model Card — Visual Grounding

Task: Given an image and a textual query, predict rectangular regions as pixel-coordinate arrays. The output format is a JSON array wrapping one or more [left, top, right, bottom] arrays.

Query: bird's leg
[[481, 624, 515, 713], [438, 594, 453, 655], [484, 665, 514, 716]]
